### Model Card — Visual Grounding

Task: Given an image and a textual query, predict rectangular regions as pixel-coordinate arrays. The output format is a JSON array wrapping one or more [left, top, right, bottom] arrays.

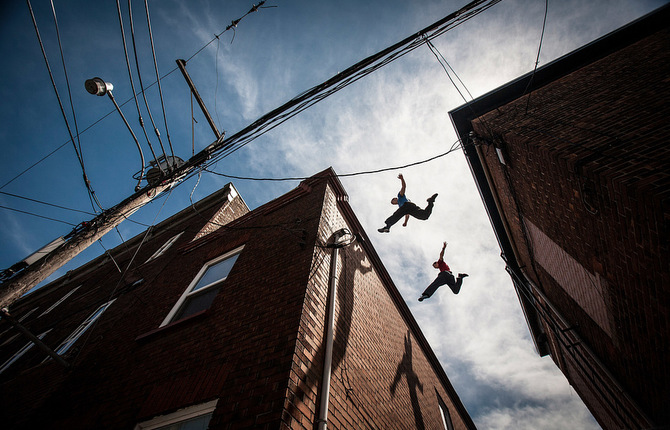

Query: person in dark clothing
[[378, 174, 437, 233], [419, 242, 468, 301]]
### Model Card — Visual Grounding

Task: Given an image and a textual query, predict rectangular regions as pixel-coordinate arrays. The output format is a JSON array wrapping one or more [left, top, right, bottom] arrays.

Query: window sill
[[135, 310, 209, 343]]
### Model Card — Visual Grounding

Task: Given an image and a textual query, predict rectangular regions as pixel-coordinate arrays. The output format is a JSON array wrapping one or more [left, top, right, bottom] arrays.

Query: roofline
[[12, 183, 242, 307], [447, 3, 670, 358], [450, 3, 670, 129], [320, 168, 478, 429]]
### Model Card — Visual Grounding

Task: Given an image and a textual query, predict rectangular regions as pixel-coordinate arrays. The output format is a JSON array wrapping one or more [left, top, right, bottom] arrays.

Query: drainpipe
[[317, 228, 352, 430]]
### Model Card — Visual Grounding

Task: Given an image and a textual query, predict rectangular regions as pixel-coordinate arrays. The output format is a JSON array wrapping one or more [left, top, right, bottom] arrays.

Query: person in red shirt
[[419, 242, 468, 302]]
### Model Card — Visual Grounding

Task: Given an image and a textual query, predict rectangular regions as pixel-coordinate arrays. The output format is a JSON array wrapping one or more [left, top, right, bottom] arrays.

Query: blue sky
[[0, 0, 666, 428]]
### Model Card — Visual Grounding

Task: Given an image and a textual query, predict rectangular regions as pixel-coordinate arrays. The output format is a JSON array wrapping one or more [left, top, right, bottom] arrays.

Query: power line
[[0, 1, 274, 192], [144, 0, 176, 161], [116, 0, 152, 181], [184, 1, 276, 63], [26, 0, 102, 212], [0, 191, 96, 216], [127, 0, 169, 169], [49, 0, 103, 213], [0, 205, 77, 226], [523, 0, 549, 113], [195, 0, 503, 169], [0, 141, 69, 191], [201, 142, 462, 182], [424, 37, 473, 104]]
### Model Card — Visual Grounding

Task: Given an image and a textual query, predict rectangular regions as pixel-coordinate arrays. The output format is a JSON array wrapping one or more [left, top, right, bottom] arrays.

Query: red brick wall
[[471, 27, 670, 427], [0, 175, 472, 429]]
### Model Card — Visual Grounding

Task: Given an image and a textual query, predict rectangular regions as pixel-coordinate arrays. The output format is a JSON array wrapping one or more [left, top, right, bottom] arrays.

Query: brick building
[[450, 5, 669, 429], [0, 168, 475, 429]]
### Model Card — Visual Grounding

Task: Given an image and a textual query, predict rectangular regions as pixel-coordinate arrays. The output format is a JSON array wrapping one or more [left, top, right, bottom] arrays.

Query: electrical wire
[[183, 1, 276, 64], [117, 0, 163, 177], [194, 0, 502, 170], [0, 205, 77, 226], [424, 37, 473, 104], [71, 187, 174, 367], [144, 0, 176, 161], [26, 0, 102, 212], [0, 191, 96, 216], [523, 0, 549, 114], [201, 141, 461, 182], [127, 0, 169, 168], [49, 0, 103, 213]]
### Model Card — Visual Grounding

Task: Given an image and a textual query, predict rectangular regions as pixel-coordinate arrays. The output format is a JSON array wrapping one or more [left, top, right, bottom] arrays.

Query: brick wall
[[0, 172, 472, 429], [470, 27, 670, 427]]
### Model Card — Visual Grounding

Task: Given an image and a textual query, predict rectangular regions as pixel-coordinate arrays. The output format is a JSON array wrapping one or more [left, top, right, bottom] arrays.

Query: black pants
[[384, 201, 434, 228], [422, 271, 463, 298]]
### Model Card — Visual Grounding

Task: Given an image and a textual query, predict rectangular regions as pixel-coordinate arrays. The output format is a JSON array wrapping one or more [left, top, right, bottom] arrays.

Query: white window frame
[[0, 330, 51, 374], [160, 246, 243, 327], [134, 399, 218, 430], [52, 299, 115, 356], [0, 307, 40, 338], [438, 398, 454, 430], [146, 232, 184, 263], [38, 285, 81, 317]]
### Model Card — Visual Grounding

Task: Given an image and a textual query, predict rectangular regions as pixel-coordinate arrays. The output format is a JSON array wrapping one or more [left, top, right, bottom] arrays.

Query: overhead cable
[[49, 0, 103, 213], [115, 0, 157, 181], [4, 1, 273, 188], [144, 0, 176, 160], [523, 0, 549, 113], [196, 0, 503, 169], [0, 191, 96, 216], [128, 0, 169, 169], [184, 1, 276, 63], [0, 205, 77, 226], [26, 0, 102, 212], [202, 141, 461, 182]]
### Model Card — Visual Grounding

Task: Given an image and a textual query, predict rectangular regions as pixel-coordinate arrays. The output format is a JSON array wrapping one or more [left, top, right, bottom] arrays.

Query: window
[[39, 285, 81, 317], [52, 299, 115, 356], [146, 232, 184, 263], [437, 395, 454, 430], [161, 246, 242, 327], [135, 399, 217, 430], [0, 330, 50, 374]]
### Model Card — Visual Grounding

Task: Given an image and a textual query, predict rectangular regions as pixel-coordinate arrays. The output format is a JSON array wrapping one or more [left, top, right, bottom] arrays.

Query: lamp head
[[85, 77, 113, 96]]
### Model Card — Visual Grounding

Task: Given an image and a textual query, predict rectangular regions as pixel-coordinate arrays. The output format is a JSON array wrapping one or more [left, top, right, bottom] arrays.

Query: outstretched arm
[[439, 241, 447, 260], [402, 214, 410, 227], [398, 174, 406, 196]]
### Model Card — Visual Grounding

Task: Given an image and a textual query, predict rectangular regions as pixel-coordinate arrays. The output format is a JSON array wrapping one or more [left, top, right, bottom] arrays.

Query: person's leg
[[380, 204, 412, 231], [419, 272, 448, 300], [410, 196, 436, 221], [447, 272, 467, 294]]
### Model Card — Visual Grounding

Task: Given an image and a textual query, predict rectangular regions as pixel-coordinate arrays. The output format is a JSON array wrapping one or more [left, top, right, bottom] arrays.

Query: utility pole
[[0, 183, 173, 308], [0, 0, 501, 308]]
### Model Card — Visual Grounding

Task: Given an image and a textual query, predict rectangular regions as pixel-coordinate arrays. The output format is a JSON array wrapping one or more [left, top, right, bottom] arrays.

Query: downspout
[[317, 228, 353, 430]]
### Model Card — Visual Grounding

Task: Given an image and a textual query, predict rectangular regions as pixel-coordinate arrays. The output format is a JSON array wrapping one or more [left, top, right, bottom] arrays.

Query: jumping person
[[378, 174, 437, 233], [419, 242, 468, 301]]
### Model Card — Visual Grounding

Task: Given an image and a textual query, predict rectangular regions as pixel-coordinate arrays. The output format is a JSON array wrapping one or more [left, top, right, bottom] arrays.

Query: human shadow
[[294, 243, 372, 421], [390, 330, 425, 430]]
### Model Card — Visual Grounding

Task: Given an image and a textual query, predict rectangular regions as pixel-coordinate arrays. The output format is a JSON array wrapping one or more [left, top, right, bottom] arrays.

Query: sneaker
[[418, 295, 428, 302], [458, 273, 469, 278], [378, 226, 390, 233], [427, 193, 438, 203]]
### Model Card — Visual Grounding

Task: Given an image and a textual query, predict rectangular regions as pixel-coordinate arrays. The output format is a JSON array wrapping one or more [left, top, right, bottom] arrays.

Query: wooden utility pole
[[0, 183, 173, 308], [0, 0, 500, 308]]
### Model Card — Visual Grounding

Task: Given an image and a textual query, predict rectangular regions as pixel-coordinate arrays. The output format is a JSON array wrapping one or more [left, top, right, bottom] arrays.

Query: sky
[[0, 0, 666, 428]]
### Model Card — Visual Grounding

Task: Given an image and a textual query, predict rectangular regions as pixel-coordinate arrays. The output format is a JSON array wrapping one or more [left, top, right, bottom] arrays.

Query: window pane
[[193, 253, 239, 292], [174, 287, 219, 321], [154, 412, 212, 430]]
